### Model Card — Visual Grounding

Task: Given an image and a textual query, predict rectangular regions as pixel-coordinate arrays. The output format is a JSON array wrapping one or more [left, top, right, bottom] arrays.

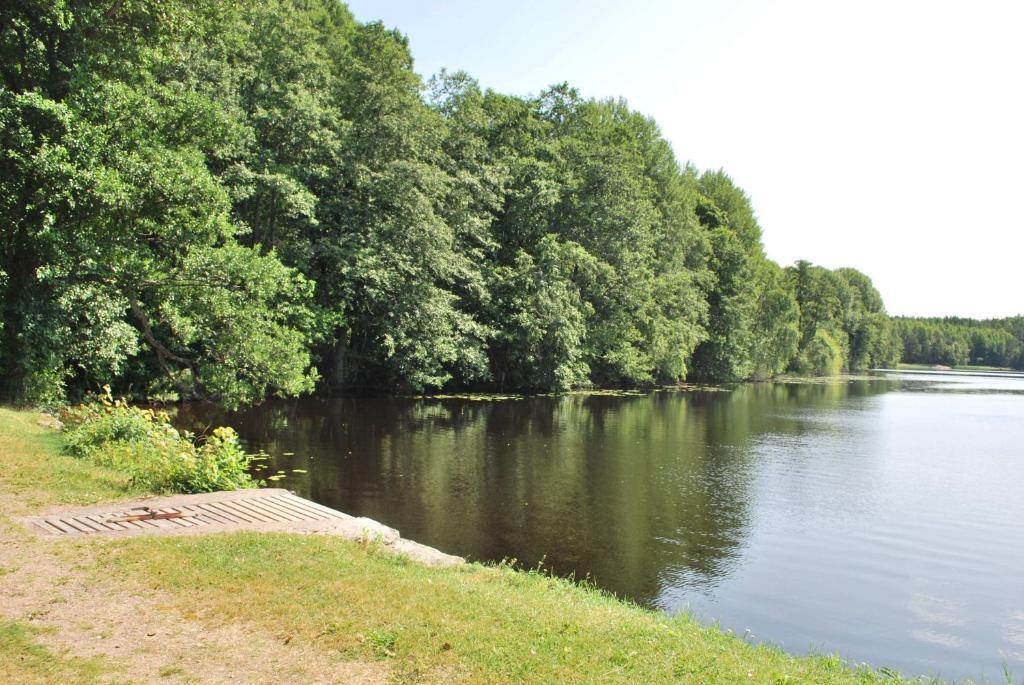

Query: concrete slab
[[20, 488, 464, 567]]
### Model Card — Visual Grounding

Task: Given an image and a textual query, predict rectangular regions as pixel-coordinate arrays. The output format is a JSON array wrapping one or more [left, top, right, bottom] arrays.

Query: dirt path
[[0, 491, 389, 684]]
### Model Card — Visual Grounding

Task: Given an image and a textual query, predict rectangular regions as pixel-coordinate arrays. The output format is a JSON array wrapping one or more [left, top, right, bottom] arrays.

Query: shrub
[[61, 388, 259, 494]]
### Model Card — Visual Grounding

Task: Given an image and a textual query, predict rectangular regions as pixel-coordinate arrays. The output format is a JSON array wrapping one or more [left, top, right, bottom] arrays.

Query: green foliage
[[786, 262, 899, 374], [0, 0, 317, 407], [835, 268, 901, 370], [695, 170, 763, 251], [749, 259, 800, 378], [690, 226, 755, 382], [153, 244, 319, 407], [792, 329, 844, 377], [61, 390, 258, 493], [487, 237, 595, 391]]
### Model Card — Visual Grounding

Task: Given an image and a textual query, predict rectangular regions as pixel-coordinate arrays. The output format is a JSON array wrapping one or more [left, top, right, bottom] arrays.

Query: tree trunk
[[328, 331, 349, 392], [0, 223, 35, 403]]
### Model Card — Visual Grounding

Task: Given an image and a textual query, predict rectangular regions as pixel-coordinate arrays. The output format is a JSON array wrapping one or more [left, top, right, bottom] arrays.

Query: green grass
[[0, 621, 117, 684], [94, 533, 925, 684], [0, 407, 143, 510]]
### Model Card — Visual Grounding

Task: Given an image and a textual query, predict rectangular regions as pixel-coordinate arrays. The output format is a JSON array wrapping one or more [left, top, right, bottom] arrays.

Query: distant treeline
[[894, 317, 1024, 369], [1, 0, 900, 408]]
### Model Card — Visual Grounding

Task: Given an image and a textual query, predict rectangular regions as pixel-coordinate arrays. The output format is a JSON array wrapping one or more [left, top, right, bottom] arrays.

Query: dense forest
[[1, 0, 903, 408], [895, 317, 1024, 369]]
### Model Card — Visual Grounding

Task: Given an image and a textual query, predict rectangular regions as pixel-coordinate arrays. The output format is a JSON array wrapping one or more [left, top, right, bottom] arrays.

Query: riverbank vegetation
[[0, 407, 939, 683], [61, 390, 258, 493], [1, 0, 902, 408]]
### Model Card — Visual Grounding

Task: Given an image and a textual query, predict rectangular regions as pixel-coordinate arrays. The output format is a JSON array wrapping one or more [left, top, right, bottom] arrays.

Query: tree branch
[[128, 294, 205, 398]]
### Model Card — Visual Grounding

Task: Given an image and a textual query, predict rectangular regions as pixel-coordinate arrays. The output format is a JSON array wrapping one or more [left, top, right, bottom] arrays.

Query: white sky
[[346, 0, 1024, 318]]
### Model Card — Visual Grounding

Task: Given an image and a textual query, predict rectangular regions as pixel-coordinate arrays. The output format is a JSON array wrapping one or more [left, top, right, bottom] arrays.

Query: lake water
[[176, 372, 1024, 681]]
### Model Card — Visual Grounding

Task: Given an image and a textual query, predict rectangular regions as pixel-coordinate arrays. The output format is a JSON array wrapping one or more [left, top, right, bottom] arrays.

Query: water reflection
[[176, 374, 1024, 681], [180, 383, 873, 603]]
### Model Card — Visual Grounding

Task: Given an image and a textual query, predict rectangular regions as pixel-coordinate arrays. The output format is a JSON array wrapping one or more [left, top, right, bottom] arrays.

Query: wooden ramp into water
[[21, 488, 463, 567]]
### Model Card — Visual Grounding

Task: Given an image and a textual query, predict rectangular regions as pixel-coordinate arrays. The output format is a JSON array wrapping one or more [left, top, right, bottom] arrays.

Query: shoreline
[[0, 406, 941, 683]]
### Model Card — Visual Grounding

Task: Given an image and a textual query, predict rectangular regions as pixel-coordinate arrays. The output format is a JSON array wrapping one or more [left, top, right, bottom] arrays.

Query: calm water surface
[[177, 372, 1024, 681]]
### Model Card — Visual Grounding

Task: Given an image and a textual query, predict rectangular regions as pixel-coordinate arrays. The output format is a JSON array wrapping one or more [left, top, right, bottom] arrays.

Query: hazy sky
[[346, 0, 1023, 318]]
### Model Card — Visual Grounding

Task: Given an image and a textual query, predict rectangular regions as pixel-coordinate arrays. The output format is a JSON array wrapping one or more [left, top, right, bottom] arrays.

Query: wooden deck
[[20, 488, 464, 566]]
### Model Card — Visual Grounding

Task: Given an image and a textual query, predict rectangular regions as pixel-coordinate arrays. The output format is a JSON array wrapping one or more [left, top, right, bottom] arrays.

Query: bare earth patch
[[0, 496, 389, 684]]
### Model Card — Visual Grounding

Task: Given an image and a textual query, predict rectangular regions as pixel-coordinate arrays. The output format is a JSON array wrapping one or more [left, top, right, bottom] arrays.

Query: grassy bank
[[0, 406, 933, 683], [0, 407, 139, 511]]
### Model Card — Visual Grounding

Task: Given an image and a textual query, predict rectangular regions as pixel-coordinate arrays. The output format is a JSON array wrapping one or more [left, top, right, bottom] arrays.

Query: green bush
[[61, 388, 259, 494]]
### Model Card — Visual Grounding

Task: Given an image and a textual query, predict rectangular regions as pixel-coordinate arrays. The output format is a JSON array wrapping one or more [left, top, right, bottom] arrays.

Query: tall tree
[[1, 0, 318, 406]]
